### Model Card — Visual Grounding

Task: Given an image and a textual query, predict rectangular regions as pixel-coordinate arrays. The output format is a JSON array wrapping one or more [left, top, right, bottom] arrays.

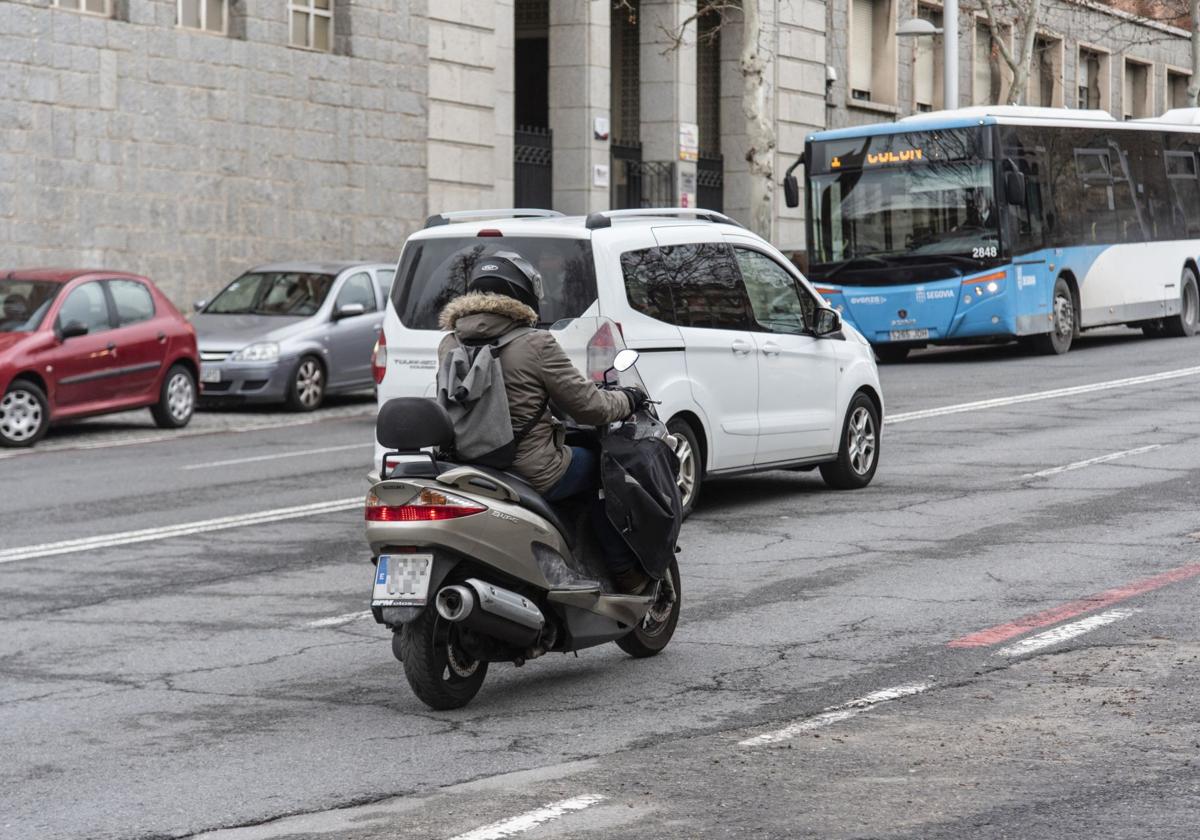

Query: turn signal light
[[364, 488, 488, 521], [370, 334, 387, 385]]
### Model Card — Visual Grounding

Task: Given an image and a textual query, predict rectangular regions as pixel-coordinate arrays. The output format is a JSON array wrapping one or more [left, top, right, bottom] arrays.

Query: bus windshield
[[810, 160, 1000, 277]]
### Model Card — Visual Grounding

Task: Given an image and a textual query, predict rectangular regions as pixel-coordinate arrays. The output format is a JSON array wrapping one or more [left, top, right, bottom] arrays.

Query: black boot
[[613, 567, 650, 595]]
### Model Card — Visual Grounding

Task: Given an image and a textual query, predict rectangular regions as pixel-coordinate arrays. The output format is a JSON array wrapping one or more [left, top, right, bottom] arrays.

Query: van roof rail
[[423, 209, 564, 228], [584, 208, 744, 230]]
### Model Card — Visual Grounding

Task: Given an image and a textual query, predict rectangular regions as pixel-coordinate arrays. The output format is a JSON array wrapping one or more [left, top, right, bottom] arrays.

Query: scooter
[[364, 319, 682, 710]]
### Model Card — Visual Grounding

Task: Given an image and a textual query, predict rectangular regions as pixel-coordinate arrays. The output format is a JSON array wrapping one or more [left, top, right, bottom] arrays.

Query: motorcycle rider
[[437, 251, 651, 594]]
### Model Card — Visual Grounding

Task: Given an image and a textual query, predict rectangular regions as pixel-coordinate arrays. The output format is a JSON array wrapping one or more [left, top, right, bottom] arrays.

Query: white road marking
[[887, 365, 1200, 425], [739, 682, 934, 747], [0, 497, 361, 564], [1022, 444, 1163, 478], [448, 794, 607, 840], [304, 610, 372, 628], [997, 608, 1139, 657], [182, 442, 373, 470], [0, 408, 375, 460]]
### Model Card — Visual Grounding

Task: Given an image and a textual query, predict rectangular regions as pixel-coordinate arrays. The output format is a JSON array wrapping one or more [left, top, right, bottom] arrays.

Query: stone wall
[[0, 0, 426, 306]]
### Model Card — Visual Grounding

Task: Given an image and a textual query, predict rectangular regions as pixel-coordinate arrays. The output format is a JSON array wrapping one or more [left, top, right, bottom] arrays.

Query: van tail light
[[371, 334, 387, 385], [477, 229, 503, 237], [587, 320, 618, 381], [365, 488, 488, 522]]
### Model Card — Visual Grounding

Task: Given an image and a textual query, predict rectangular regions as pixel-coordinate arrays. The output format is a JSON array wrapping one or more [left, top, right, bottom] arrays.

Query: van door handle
[[731, 339, 753, 355], [761, 341, 782, 356]]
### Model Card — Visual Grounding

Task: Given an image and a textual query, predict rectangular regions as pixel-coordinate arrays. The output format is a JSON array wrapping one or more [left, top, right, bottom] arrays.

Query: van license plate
[[200, 366, 221, 384], [371, 554, 434, 608], [888, 329, 930, 342]]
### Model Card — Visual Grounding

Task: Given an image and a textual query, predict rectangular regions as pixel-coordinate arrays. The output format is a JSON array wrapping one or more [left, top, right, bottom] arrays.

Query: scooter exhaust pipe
[[433, 579, 545, 647], [435, 585, 475, 622]]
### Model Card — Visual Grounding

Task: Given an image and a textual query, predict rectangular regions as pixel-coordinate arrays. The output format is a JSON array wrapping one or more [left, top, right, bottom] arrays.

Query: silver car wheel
[[295, 359, 324, 409], [846, 405, 877, 476], [0, 389, 43, 442], [166, 372, 195, 422], [674, 435, 697, 509]]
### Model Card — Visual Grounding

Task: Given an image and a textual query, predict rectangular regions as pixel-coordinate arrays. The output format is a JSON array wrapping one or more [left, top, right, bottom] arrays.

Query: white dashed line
[[1021, 444, 1164, 478], [448, 794, 607, 840], [739, 682, 934, 747], [997, 608, 1139, 657], [0, 497, 361, 564], [304, 610, 373, 628], [182, 443, 373, 470], [887, 365, 1200, 425]]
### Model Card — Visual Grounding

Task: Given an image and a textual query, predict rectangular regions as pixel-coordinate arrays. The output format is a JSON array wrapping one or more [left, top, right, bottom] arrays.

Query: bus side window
[[1165, 150, 1200, 238]]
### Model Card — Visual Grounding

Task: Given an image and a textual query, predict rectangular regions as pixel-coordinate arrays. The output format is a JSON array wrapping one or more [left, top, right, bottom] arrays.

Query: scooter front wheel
[[615, 558, 681, 658], [399, 608, 488, 710]]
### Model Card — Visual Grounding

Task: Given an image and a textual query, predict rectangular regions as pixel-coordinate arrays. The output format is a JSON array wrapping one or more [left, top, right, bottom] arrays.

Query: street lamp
[[897, 1, 958, 110]]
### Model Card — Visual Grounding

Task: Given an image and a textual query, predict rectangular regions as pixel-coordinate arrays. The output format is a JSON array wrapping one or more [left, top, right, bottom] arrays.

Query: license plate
[[371, 554, 433, 608], [888, 328, 930, 342], [200, 365, 221, 384]]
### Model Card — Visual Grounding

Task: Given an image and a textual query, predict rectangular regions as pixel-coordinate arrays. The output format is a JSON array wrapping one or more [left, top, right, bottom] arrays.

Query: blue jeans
[[544, 446, 638, 575]]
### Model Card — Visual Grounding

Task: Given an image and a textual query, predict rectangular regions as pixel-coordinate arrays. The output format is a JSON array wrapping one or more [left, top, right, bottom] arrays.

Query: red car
[[0, 269, 200, 447]]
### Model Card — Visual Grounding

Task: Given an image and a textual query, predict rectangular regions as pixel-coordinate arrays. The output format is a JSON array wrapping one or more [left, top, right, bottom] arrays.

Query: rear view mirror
[[783, 174, 800, 208], [60, 320, 89, 339], [812, 307, 842, 337], [1004, 170, 1026, 205], [613, 349, 639, 372], [335, 303, 367, 320], [193, 299, 207, 312]]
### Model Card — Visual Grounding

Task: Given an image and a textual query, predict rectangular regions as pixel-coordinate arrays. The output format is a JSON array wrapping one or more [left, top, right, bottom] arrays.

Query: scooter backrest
[[377, 398, 455, 451]]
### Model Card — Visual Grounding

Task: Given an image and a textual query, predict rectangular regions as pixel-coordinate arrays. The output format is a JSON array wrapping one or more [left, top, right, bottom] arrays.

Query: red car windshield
[[0, 280, 62, 333]]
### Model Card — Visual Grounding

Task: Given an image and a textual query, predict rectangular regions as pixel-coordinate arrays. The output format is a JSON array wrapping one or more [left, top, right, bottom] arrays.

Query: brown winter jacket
[[437, 292, 633, 493]]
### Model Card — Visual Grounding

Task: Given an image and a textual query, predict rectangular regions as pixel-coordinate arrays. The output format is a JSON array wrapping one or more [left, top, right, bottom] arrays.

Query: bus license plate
[[371, 554, 433, 608], [889, 328, 929, 342]]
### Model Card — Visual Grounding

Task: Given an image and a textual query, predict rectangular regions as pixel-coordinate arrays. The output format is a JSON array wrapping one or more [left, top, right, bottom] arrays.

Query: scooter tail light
[[370, 333, 387, 385], [365, 488, 488, 521]]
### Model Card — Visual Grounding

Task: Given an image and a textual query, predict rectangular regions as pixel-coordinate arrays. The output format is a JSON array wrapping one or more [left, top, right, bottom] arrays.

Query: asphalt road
[[5, 329, 1200, 840]]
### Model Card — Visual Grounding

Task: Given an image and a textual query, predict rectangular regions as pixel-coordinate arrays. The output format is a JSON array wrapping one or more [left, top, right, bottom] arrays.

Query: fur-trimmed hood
[[438, 292, 538, 333]]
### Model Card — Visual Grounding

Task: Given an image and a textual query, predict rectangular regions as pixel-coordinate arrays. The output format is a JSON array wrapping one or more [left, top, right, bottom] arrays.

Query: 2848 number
[[972, 245, 998, 259]]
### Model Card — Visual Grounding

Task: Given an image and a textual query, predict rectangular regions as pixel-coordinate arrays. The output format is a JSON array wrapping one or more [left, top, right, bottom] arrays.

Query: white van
[[372, 208, 884, 512]]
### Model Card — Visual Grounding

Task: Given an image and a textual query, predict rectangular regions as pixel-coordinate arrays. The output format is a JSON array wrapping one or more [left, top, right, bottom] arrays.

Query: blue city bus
[[783, 106, 1200, 360]]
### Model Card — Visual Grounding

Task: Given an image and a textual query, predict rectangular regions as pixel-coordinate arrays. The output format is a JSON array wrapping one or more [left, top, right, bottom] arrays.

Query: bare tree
[[977, 0, 1043, 105], [1190, 0, 1200, 104]]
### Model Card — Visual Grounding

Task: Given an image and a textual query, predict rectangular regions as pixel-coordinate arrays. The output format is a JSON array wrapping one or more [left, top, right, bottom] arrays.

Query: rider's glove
[[620, 385, 648, 414]]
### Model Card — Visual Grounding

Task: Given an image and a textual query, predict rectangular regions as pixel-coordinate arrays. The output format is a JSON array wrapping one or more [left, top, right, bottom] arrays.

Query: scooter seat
[[470, 465, 575, 548]]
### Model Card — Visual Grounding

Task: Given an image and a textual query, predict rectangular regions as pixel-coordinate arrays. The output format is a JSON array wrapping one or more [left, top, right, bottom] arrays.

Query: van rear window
[[390, 237, 598, 329]]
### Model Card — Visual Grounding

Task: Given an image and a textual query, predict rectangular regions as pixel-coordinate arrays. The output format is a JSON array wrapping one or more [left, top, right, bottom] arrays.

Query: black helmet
[[467, 251, 543, 313]]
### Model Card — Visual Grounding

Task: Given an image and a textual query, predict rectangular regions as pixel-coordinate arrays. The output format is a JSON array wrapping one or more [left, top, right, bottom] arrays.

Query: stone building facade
[[0, 0, 1194, 304]]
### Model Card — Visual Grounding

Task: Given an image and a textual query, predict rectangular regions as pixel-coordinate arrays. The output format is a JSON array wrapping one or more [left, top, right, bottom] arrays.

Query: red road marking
[[948, 561, 1200, 648]]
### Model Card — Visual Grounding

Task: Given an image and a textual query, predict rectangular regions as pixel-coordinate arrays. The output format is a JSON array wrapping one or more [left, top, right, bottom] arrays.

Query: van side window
[[620, 243, 754, 330], [621, 248, 677, 323], [734, 248, 814, 334]]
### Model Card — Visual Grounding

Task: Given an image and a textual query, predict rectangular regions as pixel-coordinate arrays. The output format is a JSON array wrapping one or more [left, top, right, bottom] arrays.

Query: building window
[[849, 0, 896, 105], [291, 0, 333, 51], [913, 5, 943, 112], [178, 0, 227, 33], [1168, 69, 1191, 109], [54, 0, 112, 17], [1027, 35, 1062, 107], [1077, 48, 1109, 111], [1124, 59, 1152, 119]]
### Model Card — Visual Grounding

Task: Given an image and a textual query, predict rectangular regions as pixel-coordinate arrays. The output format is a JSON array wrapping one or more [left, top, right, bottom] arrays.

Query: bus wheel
[[1032, 277, 1075, 355], [1162, 267, 1199, 338]]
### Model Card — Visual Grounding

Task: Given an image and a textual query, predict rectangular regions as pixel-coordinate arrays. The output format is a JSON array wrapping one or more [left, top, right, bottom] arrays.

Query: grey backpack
[[436, 328, 548, 469]]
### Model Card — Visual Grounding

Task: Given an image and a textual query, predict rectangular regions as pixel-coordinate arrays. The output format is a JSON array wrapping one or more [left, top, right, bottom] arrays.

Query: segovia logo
[[867, 149, 924, 166]]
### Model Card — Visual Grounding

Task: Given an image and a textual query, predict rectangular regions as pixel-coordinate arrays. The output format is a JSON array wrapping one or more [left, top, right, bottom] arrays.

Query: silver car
[[193, 261, 395, 410]]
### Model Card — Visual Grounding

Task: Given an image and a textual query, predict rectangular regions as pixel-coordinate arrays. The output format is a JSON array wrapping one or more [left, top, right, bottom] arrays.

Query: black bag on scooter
[[599, 413, 682, 580]]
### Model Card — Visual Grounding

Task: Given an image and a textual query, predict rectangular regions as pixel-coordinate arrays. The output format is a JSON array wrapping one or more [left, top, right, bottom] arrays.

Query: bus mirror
[[1004, 171, 1026, 205], [783, 174, 800, 208]]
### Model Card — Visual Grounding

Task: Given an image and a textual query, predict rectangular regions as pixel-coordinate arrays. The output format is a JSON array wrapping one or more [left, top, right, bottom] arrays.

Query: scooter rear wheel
[[615, 558, 681, 658], [399, 608, 488, 710]]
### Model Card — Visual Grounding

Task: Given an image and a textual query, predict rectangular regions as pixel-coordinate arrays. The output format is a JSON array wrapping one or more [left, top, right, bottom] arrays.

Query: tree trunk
[[1190, 0, 1200, 106], [740, 0, 775, 239], [1006, 0, 1041, 105]]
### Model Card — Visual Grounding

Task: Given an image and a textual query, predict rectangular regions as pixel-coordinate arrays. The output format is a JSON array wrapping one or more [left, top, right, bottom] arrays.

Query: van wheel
[[874, 345, 910, 364], [1030, 277, 1075, 355], [820, 392, 880, 490], [150, 364, 196, 428], [0, 379, 50, 448], [667, 419, 702, 518], [399, 607, 487, 710], [1162, 266, 1199, 338], [616, 558, 680, 658]]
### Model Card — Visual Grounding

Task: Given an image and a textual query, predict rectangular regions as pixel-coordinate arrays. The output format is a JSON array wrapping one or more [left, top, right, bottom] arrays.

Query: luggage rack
[[424, 208, 564, 228], [584, 207, 744, 230]]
